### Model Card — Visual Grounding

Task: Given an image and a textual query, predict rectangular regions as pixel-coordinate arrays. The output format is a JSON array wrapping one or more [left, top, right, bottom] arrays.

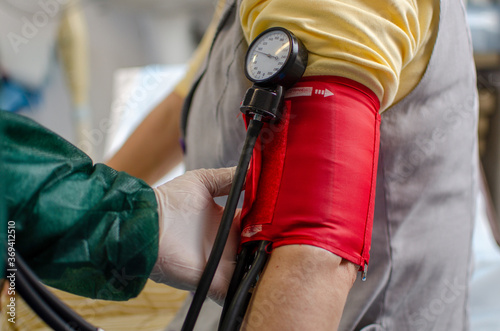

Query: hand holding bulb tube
[[149, 167, 241, 304]]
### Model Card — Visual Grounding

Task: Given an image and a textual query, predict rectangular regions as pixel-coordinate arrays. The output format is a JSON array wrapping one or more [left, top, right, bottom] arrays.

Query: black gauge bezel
[[244, 27, 308, 89]]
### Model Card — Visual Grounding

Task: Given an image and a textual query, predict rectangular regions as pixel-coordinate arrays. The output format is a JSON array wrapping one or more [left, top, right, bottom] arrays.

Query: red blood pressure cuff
[[240, 76, 381, 270]]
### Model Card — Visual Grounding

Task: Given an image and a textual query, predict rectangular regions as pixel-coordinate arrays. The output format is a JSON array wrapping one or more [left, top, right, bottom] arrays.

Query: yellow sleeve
[[174, 0, 227, 97], [240, 0, 438, 111]]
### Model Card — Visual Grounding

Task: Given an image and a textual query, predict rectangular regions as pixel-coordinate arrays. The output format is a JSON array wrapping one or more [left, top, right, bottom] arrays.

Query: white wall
[[2, 0, 216, 161]]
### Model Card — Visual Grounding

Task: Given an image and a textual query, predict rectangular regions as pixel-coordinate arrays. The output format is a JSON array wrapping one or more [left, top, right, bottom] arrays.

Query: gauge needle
[[256, 51, 278, 60]]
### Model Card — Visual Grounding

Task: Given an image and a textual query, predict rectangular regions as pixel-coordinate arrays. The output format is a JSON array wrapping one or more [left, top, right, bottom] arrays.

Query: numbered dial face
[[246, 29, 291, 82]]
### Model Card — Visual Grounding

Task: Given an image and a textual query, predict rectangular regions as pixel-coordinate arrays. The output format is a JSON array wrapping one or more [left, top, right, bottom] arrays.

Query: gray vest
[[182, 0, 478, 329]]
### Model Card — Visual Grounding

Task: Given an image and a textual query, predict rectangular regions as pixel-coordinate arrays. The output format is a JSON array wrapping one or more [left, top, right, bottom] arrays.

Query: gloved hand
[[149, 167, 240, 304]]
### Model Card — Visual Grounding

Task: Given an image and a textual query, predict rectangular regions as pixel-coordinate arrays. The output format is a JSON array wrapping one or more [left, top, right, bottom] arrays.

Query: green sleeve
[[0, 111, 159, 301]]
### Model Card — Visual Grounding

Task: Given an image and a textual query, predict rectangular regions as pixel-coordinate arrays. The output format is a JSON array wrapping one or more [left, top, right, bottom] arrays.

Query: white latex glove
[[149, 167, 240, 304]]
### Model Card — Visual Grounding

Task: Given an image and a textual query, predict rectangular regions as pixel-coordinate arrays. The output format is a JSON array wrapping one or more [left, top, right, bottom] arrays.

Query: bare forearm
[[106, 92, 184, 185], [242, 245, 358, 331]]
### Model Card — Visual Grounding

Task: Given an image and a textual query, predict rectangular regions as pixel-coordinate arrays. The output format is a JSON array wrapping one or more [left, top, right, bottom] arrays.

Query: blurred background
[[469, 0, 500, 229], [0, 1, 214, 330], [1, 0, 500, 330], [0, 0, 213, 161]]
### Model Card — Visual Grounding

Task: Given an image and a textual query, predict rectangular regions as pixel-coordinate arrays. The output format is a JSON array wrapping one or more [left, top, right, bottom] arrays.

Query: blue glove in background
[[0, 77, 42, 112]]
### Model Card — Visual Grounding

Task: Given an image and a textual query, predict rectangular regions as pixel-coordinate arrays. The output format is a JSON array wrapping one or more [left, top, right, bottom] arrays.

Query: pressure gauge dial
[[245, 27, 308, 88]]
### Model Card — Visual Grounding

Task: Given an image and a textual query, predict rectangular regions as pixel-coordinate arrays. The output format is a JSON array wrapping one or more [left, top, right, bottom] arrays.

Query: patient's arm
[[106, 91, 184, 185], [242, 245, 358, 331]]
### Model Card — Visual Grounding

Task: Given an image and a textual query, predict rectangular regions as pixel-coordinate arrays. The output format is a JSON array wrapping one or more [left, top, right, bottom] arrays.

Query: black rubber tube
[[16, 255, 99, 331], [16, 271, 72, 331], [219, 244, 251, 328], [181, 118, 264, 331], [218, 241, 269, 331]]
